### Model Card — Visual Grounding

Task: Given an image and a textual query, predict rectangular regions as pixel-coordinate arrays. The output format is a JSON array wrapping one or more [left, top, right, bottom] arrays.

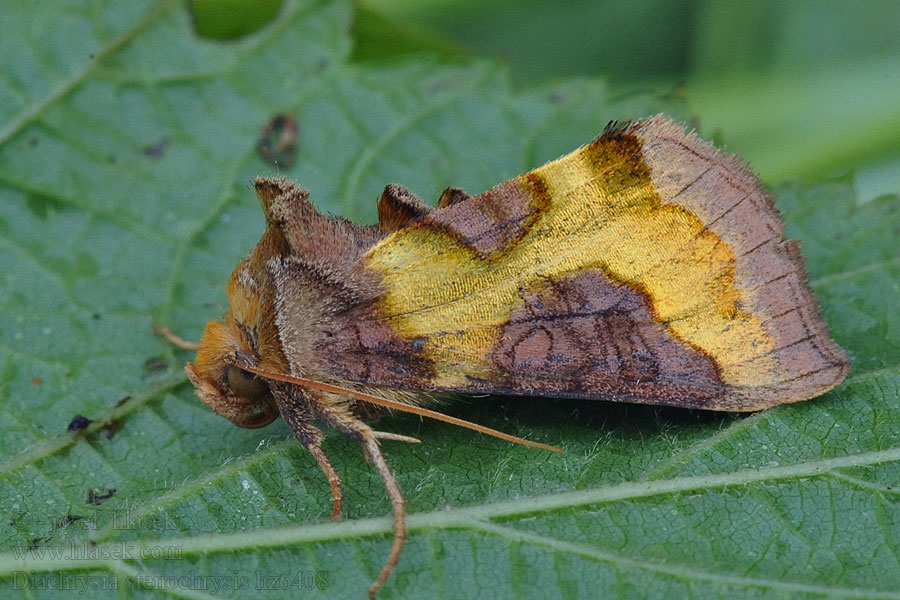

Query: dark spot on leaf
[[67, 414, 93, 432], [549, 91, 566, 104], [93, 313, 102, 320], [258, 114, 299, 168], [86, 488, 117, 506], [28, 137, 38, 147], [143, 357, 168, 376], [32, 377, 42, 386], [143, 138, 168, 159]]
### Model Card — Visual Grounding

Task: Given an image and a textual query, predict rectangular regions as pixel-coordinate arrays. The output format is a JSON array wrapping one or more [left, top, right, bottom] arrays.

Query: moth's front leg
[[306, 443, 344, 521], [275, 391, 344, 521]]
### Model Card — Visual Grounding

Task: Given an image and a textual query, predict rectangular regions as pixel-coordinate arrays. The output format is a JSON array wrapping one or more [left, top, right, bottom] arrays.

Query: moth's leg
[[307, 443, 343, 521], [378, 184, 431, 233], [277, 395, 345, 520], [153, 326, 200, 351], [360, 432, 407, 599], [308, 397, 407, 598], [372, 431, 421, 444], [436, 186, 473, 208]]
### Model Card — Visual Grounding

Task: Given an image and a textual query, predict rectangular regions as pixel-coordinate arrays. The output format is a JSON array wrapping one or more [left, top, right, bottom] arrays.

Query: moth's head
[[186, 319, 280, 429], [185, 260, 281, 429]]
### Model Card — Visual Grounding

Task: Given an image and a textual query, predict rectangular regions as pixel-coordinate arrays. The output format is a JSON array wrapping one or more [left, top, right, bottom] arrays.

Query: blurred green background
[[193, 0, 900, 201]]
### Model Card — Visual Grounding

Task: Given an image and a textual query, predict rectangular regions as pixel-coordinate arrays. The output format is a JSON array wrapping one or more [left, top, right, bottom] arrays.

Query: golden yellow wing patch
[[363, 115, 848, 410]]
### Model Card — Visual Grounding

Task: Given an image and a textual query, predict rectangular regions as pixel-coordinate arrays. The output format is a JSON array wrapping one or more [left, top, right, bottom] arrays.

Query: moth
[[159, 115, 849, 597]]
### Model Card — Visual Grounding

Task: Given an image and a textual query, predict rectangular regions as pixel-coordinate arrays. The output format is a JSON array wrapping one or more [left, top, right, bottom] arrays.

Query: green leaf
[[1, 1, 898, 599]]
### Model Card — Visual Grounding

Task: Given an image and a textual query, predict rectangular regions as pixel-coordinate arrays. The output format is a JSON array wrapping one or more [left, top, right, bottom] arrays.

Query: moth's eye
[[226, 365, 269, 399]]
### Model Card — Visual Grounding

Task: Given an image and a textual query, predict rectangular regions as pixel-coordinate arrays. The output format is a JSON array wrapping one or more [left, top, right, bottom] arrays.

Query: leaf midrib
[[3, 441, 898, 560], [3, 445, 900, 597]]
